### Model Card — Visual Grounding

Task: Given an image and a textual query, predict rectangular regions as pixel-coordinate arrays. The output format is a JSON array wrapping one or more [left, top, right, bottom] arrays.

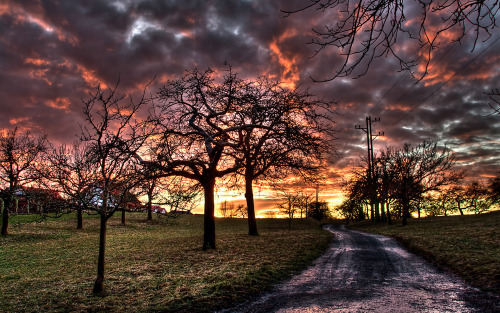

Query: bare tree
[[219, 201, 247, 218], [339, 167, 370, 221], [0, 127, 47, 235], [40, 142, 97, 229], [219, 200, 231, 218], [445, 185, 468, 215], [276, 190, 302, 228], [464, 180, 492, 214], [79, 79, 150, 295], [283, 0, 498, 80], [237, 78, 335, 235], [145, 67, 292, 249], [389, 141, 462, 225], [489, 172, 500, 204]]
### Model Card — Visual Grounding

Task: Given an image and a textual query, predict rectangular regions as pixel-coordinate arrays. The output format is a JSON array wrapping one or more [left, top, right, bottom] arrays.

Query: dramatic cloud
[[1, 0, 499, 210]]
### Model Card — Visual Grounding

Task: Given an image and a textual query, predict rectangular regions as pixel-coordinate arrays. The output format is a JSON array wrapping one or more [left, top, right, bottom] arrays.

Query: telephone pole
[[356, 117, 383, 220]]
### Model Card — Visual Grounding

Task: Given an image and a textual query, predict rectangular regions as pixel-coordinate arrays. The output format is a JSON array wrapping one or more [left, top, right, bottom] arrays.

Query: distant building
[[1, 187, 65, 214]]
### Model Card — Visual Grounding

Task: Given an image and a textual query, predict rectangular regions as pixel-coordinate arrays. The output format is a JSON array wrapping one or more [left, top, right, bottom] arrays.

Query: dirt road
[[226, 225, 499, 313]]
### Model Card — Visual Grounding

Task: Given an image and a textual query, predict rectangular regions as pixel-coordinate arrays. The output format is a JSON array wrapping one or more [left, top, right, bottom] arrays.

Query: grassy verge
[[349, 211, 500, 294], [0, 213, 332, 312]]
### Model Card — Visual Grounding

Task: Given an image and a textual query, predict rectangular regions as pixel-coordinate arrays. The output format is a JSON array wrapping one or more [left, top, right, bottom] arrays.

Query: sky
[[1, 0, 499, 215]]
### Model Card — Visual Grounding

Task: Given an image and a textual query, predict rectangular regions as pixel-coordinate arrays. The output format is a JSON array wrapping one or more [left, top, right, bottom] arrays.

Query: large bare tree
[[237, 78, 335, 235], [144, 67, 253, 250], [0, 127, 46, 235], [283, 0, 498, 80]]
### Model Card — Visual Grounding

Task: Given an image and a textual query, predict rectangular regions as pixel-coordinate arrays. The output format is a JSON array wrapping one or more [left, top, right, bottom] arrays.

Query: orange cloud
[[46, 97, 71, 111], [29, 68, 52, 85], [9, 117, 31, 125], [269, 30, 300, 90], [76, 64, 101, 87], [1, 1, 77, 45], [25, 57, 50, 66]]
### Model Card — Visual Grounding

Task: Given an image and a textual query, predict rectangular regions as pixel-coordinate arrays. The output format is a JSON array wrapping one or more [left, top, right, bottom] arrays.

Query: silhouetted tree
[[276, 190, 300, 228], [218, 201, 246, 218], [156, 180, 201, 214], [489, 172, 500, 204], [237, 79, 335, 235], [446, 185, 468, 215], [144, 67, 263, 250], [308, 201, 330, 220], [283, 0, 498, 80], [80, 79, 150, 295], [339, 167, 370, 221], [41, 142, 97, 229], [296, 192, 314, 218], [464, 180, 492, 214], [145, 67, 332, 249], [0, 127, 46, 235], [389, 141, 462, 225]]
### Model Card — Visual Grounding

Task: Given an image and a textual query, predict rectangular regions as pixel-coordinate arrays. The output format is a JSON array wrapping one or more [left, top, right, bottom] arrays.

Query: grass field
[[349, 211, 500, 294], [0, 213, 332, 312]]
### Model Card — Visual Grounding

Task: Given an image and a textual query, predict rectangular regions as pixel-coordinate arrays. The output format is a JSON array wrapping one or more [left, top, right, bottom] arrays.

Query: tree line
[[337, 141, 500, 224], [0, 66, 335, 294]]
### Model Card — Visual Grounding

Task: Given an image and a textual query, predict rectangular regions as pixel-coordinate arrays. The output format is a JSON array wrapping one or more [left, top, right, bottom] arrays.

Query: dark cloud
[[0, 0, 499, 197]]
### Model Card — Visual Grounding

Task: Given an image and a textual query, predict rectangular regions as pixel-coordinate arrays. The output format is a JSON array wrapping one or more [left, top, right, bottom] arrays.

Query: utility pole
[[356, 117, 383, 221]]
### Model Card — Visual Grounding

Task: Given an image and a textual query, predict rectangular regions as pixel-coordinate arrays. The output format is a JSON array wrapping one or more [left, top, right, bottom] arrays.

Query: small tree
[[488, 172, 500, 205], [276, 190, 300, 228], [308, 201, 330, 220], [464, 180, 492, 214], [389, 141, 462, 225], [41, 142, 97, 229], [0, 127, 47, 235], [79, 79, 150, 295]]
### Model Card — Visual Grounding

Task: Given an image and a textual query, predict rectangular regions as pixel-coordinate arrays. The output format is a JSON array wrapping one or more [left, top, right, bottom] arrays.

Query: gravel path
[[225, 225, 500, 313]]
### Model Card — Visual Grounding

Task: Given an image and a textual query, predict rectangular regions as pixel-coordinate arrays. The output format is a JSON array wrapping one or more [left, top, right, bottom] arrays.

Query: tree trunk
[[402, 198, 409, 226], [374, 201, 380, 222], [147, 205, 152, 221], [458, 203, 464, 215], [244, 173, 258, 236], [380, 202, 386, 222], [77, 207, 83, 229], [202, 178, 216, 250], [1, 196, 10, 236], [93, 214, 107, 295], [147, 187, 153, 221], [386, 202, 392, 225], [121, 209, 126, 225]]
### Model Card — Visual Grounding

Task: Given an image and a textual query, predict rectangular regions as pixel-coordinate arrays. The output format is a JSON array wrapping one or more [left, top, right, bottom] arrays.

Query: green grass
[[0, 213, 332, 312], [349, 211, 500, 294]]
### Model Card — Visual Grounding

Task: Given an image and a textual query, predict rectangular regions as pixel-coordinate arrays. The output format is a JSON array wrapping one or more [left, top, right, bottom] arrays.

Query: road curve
[[225, 225, 499, 313]]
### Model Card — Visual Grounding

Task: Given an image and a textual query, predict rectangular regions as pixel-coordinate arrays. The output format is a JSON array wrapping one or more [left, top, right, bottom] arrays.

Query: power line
[[384, 34, 500, 133], [372, 26, 476, 119]]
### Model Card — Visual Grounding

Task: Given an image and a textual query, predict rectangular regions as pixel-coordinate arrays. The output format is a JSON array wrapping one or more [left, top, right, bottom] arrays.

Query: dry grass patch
[[0, 213, 332, 312]]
